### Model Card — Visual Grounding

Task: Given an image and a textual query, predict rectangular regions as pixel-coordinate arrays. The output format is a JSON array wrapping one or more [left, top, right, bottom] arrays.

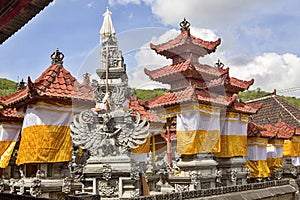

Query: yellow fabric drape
[[0, 141, 17, 168], [292, 136, 300, 156], [283, 140, 292, 157], [215, 135, 247, 157], [283, 138, 300, 157], [267, 157, 283, 171], [248, 137, 269, 146], [177, 130, 220, 154], [0, 141, 12, 156], [16, 125, 72, 165], [245, 160, 270, 178], [131, 137, 151, 154]]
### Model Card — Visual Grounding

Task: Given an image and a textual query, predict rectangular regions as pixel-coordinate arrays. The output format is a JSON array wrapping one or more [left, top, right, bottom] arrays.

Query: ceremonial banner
[[0, 123, 21, 168], [267, 139, 283, 171], [245, 137, 270, 178], [215, 112, 248, 157], [176, 106, 220, 155], [16, 103, 74, 165]]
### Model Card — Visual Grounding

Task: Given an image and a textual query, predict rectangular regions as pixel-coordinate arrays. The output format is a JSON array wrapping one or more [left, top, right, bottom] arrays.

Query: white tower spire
[[100, 7, 115, 40]]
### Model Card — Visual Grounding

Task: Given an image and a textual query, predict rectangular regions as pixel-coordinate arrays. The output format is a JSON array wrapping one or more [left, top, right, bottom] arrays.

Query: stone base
[[216, 156, 248, 186], [175, 153, 218, 190]]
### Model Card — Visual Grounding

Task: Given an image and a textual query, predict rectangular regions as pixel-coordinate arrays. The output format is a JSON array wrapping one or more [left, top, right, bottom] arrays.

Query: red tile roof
[[207, 75, 254, 94], [273, 121, 295, 139], [129, 96, 163, 123], [228, 100, 262, 115], [226, 77, 254, 93], [150, 29, 221, 58], [0, 107, 23, 122], [0, 64, 93, 107], [144, 59, 229, 84], [248, 121, 294, 139], [247, 122, 275, 138], [146, 86, 235, 109]]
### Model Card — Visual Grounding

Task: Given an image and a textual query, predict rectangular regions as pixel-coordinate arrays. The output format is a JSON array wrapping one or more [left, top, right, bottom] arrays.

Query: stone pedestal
[[175, 153, 218, 191], [215, 156, 248, 186], [83, 154, 140, 199]]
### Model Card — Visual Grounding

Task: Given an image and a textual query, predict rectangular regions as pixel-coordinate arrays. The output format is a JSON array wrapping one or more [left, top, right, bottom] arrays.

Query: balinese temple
[[247, 90, 300, 177], [141, 18, 262, 189], [0, 4, 300, 199], [0, 49, 93, 198]]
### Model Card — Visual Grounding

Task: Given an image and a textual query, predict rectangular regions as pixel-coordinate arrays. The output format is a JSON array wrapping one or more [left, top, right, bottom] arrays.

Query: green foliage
[[239, 88, 300, 108], [238, 88, 270, 102], [282, 96, 300, 108], [133, 88, 167, 101], [0, 78, 17, 96]]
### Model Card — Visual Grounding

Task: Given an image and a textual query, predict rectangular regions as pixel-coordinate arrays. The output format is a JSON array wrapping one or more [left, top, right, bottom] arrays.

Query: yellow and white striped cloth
[[245, 137, 270, 178], [16, 102, 75, 165], [267, 139, 283, 171], [0, 123, 21, 168], [176, 105, 220, 155], [283, 136, 300, 166], [215, 112, 248, 157], [131, 136, 151, 162]]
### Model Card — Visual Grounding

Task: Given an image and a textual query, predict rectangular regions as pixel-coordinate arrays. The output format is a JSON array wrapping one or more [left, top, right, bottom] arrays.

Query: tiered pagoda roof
[[150, 18, 221, 60], [0, 49, 93, 108], [247, 91, 300, 127], [144, 18, 260, 115]]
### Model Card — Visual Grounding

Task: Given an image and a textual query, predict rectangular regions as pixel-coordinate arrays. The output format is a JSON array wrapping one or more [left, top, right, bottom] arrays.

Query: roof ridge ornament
[[51, 48, 64, 65], [215, 59, 224, 69], [180, 17, 190, 31]]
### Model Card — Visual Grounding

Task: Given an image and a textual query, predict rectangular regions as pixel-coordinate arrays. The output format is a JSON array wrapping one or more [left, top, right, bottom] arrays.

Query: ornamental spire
[[100, 7, 115, 40], [51, 48, 64, 65]]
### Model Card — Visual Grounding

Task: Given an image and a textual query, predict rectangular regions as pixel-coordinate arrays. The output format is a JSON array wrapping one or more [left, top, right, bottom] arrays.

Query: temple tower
[[96, 7, 128, 92]]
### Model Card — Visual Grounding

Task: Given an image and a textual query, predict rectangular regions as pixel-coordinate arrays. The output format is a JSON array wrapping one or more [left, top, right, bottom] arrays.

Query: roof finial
[[215, 59, 224, 69], [51, 48, 64, 65], [180, 17, 190, 31]]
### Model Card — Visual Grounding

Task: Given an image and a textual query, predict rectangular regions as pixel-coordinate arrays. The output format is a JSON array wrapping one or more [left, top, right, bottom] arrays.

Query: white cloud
[[109, 0, 272, 28], [228, 53, 300, 96]]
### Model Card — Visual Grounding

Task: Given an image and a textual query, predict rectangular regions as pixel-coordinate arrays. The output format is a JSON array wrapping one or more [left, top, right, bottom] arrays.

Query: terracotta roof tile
[[273, 121, 295, 139], [0, 107, 23, 123], [0, 64, 93, 107], [229, 100, 262, 115], [146, 86, 234, 109], [226, 77, 254, 93], [144, 60, 229, 84], [247, 122, 274, 138], [150, 29, 221, 58]]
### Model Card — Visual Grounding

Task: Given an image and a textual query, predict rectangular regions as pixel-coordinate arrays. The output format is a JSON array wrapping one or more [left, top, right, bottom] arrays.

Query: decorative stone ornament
[[180, 17, 190, 31], [51, 48, 64, 65]]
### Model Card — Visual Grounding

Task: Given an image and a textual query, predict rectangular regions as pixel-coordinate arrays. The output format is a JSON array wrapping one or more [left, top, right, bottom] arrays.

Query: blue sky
[[1, 0, 300, 96]]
